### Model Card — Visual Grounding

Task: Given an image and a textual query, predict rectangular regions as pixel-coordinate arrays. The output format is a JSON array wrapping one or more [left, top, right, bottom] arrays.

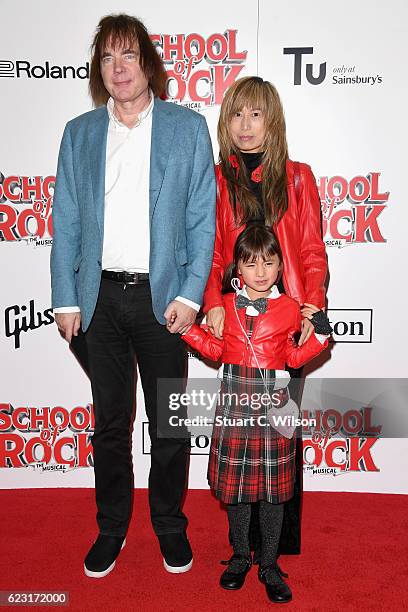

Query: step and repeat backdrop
[[0, 0, 407, 493]]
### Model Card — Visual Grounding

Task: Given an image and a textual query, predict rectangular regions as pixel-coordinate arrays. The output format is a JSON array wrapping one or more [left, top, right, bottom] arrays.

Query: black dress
[[240, 151, 303, 556]]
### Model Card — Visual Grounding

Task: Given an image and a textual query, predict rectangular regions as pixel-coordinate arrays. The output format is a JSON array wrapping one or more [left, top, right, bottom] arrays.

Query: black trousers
[[85, 278, 189, 537]]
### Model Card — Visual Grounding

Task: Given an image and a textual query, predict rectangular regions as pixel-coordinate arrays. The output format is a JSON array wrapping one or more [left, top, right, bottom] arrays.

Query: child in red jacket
[[182, 225, 331, 603]]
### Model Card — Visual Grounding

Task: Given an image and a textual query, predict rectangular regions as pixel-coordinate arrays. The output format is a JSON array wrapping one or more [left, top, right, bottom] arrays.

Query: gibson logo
[[4, 299, 54, 349]]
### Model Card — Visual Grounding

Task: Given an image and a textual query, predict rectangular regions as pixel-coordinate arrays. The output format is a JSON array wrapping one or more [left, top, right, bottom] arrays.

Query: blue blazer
[[50, 98, 216, 330]]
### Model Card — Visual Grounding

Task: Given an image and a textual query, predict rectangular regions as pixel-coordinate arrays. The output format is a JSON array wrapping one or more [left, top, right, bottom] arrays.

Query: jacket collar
[[149, 97, 176, 219], [88, 107, 109, 238], [228, 154, 263, 182]]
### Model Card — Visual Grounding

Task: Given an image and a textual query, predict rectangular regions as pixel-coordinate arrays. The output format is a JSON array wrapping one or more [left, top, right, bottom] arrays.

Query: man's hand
[[55, 312, 81, 343], [206, 306, 225, 339], [298, 302, 320, 346], [164, 301, 197, 334]]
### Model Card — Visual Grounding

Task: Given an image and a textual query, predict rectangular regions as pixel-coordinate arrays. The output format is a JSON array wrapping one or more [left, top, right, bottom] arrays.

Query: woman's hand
[[299, 303, 320, 346], [206, 306, 225, 339], [301, 303, 320, 320]]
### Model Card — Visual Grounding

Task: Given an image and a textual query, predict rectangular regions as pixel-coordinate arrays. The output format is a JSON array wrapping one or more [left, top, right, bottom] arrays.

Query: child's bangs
[[240, 244, 278, 264]]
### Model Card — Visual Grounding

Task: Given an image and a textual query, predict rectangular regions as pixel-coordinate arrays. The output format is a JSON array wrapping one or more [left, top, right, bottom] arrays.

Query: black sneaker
[[84, 535, 126, 578], [258, 564, 292, 603], [220, 554, 252, 590], [158, 531, 193, 573]]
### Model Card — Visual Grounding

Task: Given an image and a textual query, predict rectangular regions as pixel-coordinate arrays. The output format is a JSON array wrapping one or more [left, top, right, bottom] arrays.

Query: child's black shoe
[[258, 564, 292, 603], [220, 554, 252, 590]]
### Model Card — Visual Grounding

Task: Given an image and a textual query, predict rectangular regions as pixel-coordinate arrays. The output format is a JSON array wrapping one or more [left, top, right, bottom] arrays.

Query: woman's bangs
[[228, 81, 267, 118]]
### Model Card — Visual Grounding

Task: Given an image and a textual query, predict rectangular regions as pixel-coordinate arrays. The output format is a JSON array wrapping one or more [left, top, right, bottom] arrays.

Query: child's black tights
[[227, 500, 284, 567], [259, 500, 284, 567], [227, 502, 252, 557]]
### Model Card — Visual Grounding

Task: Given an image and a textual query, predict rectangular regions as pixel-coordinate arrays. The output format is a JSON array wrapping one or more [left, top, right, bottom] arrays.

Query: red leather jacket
[[183, 292, 328, 370], [203, 160, 327, 313]]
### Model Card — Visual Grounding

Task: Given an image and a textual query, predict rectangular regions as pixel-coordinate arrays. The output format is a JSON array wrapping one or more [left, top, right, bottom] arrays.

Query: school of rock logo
[[151, 31, 247, 110], [284, 47, 383, 86], [317, 172, 389, 247], [302, 407, 381, 476], [0, 171, 55, 246], [0, 403, 94, 470]]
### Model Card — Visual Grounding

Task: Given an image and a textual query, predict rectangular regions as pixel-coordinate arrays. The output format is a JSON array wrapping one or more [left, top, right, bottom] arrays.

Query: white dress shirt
[[54, 93, 199, 314], [102, 95, 153, 272]]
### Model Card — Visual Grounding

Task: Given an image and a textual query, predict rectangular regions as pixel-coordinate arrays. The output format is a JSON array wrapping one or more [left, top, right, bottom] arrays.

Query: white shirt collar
[[107, 90, 154, 131], [239, 284, 281, 300]]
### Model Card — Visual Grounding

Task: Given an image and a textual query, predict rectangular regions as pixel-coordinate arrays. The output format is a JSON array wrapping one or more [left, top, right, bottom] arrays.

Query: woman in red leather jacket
[[203, 76, 327, 329], [183, 225, 331, 603], [202, 76, 328, 564]]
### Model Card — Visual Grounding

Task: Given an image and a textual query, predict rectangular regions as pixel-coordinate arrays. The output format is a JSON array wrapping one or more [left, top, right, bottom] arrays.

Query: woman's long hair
[[218, 76, 289, 227], [222, 225, 283, 294], [89, 14, 167, 107]]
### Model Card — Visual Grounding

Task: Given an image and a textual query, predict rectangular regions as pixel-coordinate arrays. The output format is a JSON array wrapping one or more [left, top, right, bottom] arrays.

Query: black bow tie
[[236, 295, 268, 313]]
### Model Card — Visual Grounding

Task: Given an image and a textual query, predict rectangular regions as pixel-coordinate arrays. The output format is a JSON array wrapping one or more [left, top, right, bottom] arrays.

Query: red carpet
[[0, 489, 407, 611]]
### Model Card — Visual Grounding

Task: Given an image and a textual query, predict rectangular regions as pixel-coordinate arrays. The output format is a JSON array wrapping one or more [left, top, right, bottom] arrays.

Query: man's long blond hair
[[218, 76, 289, 227]]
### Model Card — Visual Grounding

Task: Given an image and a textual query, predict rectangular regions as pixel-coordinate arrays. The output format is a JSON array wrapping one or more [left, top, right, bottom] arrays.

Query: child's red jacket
[[183, 292, 328, 370]]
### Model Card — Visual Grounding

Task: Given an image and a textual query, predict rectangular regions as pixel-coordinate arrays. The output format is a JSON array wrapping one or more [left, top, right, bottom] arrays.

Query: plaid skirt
[[207, 361, 296, 504]]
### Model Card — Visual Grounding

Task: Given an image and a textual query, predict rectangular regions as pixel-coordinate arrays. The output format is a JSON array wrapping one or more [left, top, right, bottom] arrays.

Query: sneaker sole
[[163, 557, 193, 574], [84, 538, 126, 578]]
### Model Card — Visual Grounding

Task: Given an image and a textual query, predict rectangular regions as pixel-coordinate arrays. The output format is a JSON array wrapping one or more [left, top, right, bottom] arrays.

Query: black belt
[[102, 270, 150, 284]]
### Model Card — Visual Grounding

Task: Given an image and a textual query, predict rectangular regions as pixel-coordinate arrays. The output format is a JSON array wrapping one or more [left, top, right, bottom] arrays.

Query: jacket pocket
[[176, 247, 188, 266]]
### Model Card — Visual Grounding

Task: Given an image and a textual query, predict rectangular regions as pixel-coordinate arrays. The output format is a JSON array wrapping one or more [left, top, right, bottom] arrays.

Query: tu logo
[[284, 47, 326, 85]]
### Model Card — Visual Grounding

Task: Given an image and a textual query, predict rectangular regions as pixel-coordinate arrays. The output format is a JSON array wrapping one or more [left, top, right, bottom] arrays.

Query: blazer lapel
[[87, 107, 109, 238], [150, 98, 176, 221]]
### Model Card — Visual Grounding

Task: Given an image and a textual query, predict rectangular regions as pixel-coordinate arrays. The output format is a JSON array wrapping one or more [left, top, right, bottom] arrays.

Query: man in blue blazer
[[50, 14, 215, 578]]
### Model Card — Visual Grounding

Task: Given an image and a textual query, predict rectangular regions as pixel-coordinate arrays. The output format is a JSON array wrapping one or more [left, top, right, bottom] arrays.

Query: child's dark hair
[[222, 224, 283, 294]]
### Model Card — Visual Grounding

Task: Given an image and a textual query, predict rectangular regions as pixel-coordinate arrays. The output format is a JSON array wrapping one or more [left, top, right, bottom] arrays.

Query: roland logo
[[0, 59, 89, 79]]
